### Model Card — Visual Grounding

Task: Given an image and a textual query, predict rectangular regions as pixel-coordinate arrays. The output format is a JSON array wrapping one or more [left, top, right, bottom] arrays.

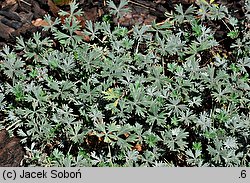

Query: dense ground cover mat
[[0, 0, 250, 166]]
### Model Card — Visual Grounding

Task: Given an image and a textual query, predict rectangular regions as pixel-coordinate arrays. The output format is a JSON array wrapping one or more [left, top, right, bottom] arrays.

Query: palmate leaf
[[59, 53, 76, 73], [116, 138, 133, 151], [174, 4, 196, 23], [143, 132, 159, 148], [88, 105, 104, 123], [165, 34, 185, 56], [47, 80, 60, 92], [93, 122, 120, 144], [93, 121, 106, 134], [26, 84, 48, 106], [107, 0, 131, 19], [61, 80, 77, 92], [209, 4, 227, 20], [107, 122, 120, 133], [53, 30, 70, 43], [165, 97, 188, 116], [195, 112, 212, 132], [188, 96, 202, 107], [223, 137, 238, 149], [186, 149, 204, 166], [78, 81, 100, 104], [211, 85, 231, 103], [67, 122, 87, 144], [84, 20, 101, 41], [207, 138, 243, 166], [52, 104, 77, 126], [179, 109, 197, 126], [2, 57, 25, 79], [133, 25, 151, 43], [237, 57, 250, 73], [146, 100, 166, 127], [102, 88, 121, 101], [125, 150, 139, 165], [161, 128, 189, 151], [146, 112, 166, 126]]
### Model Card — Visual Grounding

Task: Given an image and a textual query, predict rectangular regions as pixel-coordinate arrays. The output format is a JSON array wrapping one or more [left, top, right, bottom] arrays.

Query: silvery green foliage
[[0, 0, 249, 167]]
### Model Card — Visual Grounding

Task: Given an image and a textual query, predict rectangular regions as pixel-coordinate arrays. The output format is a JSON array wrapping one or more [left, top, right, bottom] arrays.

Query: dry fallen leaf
[[124, 133, 130, 138], [74, 30, 91, 42], [133, 144, 143, 152], [32, 18, 49, 27], [1, 0, 17, 8]]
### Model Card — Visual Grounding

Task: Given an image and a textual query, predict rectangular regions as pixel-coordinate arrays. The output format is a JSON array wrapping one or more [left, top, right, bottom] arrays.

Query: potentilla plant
[[0, 0, 249, 167]]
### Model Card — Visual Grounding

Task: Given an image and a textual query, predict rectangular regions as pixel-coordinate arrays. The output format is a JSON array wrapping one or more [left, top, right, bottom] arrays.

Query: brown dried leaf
[[32, 18, 49, 27], [133, 144, 143, 152], [74, 30, 90, 42], [124, 133, 130, 138], [1, 0, 17, 8]]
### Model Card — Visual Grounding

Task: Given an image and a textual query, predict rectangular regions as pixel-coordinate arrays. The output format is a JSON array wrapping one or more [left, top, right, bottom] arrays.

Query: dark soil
[[0, 129, 24, 166]]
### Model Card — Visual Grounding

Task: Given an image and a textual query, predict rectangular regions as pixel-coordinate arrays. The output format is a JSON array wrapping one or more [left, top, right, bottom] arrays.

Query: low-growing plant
[[0, 0, 249, 167]]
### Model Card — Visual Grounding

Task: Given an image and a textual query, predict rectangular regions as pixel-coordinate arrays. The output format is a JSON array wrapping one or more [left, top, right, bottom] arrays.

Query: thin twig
[[128, 0, 157, 12], [127, 19, 170, 35], [17, 0, 32, 6]]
